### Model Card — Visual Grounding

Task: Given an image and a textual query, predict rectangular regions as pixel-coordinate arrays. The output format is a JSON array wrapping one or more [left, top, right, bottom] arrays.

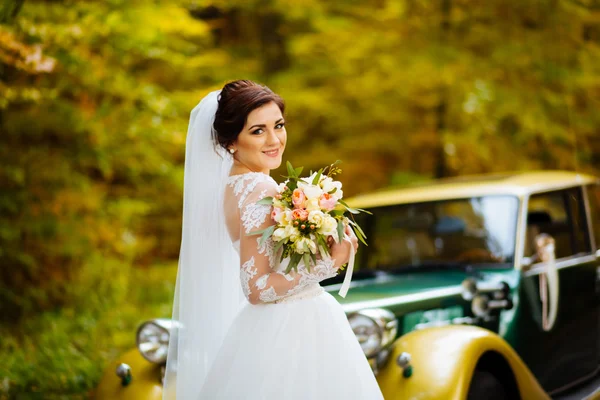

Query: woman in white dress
[[163, 80, 384, 400]]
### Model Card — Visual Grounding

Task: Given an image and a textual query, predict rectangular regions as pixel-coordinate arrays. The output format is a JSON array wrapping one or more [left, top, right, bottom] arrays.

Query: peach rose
[[318, 193, 337, 211], [292, 188, 306, 209], [292, 208, 309, 221]]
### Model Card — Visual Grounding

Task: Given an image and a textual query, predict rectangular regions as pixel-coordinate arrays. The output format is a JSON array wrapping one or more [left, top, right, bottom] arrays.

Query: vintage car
[[96, 170, 600, 399]]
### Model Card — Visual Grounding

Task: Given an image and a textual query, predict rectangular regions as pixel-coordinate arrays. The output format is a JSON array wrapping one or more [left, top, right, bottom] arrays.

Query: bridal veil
[[162, 90, 246, 399]]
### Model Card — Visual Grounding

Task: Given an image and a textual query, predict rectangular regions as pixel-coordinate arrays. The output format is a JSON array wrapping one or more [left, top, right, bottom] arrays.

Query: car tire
[[467, 370, 510, 400]]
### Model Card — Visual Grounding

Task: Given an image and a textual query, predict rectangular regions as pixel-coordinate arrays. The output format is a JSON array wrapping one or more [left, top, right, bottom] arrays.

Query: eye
[[275, 122, 285, 129], [251, 128, 264, 135]]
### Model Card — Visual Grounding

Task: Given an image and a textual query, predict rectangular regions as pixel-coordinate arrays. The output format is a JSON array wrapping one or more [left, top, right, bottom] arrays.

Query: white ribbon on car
[[337, 235, 355, 298], [539, 242, 559, 331]]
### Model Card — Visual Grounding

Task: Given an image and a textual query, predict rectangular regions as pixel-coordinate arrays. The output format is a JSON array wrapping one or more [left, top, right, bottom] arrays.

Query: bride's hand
[[328, 226, 358, 269]]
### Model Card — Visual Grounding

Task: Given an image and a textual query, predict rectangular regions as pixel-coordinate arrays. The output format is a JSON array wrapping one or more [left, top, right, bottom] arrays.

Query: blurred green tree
[[1, 0, 599, 321], [0, 0, 222, 319]]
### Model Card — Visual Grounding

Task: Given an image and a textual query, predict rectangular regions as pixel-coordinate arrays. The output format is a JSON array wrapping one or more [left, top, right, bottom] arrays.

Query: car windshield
[[357, 195, 519, 271]]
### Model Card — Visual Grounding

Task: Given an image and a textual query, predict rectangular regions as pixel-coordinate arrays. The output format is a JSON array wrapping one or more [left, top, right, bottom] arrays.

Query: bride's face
[[232, 101, 286, 173]]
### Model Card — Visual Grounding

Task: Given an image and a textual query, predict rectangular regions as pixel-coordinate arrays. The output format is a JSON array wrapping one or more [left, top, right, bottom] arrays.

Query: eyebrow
[[248, 118, 284, 131]]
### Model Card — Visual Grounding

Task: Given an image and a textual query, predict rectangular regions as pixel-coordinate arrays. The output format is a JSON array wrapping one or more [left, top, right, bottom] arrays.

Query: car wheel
[[467, 370, 510, 400]]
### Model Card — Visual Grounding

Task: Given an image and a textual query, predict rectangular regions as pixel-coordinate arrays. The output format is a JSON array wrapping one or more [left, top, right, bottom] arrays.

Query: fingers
[[327, 235, 335, 247], [344, 226, 359, 252], [328, 226, 359, 256]]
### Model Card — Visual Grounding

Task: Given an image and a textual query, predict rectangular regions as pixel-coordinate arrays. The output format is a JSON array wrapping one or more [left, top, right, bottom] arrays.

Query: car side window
[[525, 188, 591, 260], [586, 183, 600, 250]]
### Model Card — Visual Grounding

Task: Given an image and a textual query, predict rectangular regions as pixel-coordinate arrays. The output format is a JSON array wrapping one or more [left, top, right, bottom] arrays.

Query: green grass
[[0, 256, 177, 399]]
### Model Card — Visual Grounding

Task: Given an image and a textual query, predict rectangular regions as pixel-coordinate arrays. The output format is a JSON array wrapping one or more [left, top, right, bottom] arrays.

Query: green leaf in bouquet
[[348, 219, 368, 242], [339, 199, 372, 215], [258, 225, 276, 248], [286, 161, 295, 178], [337, 219, 345, 243], [280, 246, 288, 263], [286, 178, 297, 192], [329, 209, 346, 217], [302, 253, 312, 273], [310, 252, 317, 267], [294, 166, 304, 176], [312, 168, 323, 185], [273, 238, 286, 253], [338, 199, 360, 214], [351, 224, 368, 247], [317, 235, 330, 258], [333, 203, 346, 212], [256, 196, 274, 205], [247, 226, 272, 236], [328, 187, 337, 194], [286, 252, 302, 274]]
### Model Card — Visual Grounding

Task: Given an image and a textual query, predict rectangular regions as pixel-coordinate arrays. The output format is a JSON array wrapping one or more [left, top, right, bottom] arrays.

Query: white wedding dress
[[196, 171, 384, 399]]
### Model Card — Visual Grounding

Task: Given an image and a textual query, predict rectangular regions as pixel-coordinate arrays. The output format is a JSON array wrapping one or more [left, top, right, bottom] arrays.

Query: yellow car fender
[[95, 348, 163, 400], [377, 325, 549, 400]]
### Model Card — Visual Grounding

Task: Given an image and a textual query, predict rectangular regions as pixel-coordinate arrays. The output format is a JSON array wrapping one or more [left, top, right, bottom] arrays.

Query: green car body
[[97, 171, 600, 399]]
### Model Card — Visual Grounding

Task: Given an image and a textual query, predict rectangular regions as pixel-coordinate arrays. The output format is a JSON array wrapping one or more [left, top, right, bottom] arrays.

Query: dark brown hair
[[213, 80, 285, 150]]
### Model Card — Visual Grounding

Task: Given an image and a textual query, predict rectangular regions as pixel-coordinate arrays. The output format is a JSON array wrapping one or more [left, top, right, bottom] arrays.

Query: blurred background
[[1, 0, 599, 397]]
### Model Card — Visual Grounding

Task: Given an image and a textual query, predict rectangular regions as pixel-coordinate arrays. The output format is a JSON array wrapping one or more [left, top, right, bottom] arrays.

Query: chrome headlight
[[136, 319, 176, 364], [347, 308, 398, 358]]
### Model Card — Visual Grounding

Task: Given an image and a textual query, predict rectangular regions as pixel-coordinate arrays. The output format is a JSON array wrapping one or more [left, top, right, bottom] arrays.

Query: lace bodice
[[226, 172, 337, 305]]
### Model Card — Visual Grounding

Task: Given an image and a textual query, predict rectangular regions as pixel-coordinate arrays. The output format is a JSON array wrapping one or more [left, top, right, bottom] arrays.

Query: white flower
[[305, 198, 320, 212], [277, 209, 293, 226], [271, 207, 283, 223], [332, 187, 343, 201], [308, 210, 325, 227], [288, 225, 301, 242], [277, 181, 287, 193], [321, 177, 343, 200], [273, 225, 299, 242], [295, 236, 317, 254], [320, 176, 334, 191], [301, 172, 318, 185], [319, 215, 338, 238], [297, 180, 323, 200], [272, 227, 287, 242]]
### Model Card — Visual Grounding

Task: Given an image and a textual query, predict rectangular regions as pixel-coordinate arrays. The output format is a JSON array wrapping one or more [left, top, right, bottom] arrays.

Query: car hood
[[323, 271, 467, 312], [324, 269, 518, 313]]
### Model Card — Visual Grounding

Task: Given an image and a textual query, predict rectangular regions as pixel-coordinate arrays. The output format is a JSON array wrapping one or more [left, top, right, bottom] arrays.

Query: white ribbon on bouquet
[[337, 234, 356, 298]]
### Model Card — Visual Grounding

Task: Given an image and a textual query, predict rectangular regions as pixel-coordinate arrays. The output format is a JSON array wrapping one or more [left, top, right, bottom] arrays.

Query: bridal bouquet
[[249, 161, 370, 277]]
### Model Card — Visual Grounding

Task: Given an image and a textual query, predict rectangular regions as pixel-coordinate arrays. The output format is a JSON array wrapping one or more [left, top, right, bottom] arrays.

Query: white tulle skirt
[[197, 286, 384, 399]]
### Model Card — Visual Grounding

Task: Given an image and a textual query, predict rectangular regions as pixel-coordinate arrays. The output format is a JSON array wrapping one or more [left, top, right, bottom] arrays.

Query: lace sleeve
[[237, 179, 338, 305]]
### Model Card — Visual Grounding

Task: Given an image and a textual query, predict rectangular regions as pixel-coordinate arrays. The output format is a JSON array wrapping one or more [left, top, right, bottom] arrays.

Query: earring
[[229, 148, 235, 154]]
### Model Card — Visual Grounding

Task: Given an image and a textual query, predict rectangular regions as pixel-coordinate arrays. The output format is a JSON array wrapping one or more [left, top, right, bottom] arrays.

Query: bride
[[162, 80, 384, 399]]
